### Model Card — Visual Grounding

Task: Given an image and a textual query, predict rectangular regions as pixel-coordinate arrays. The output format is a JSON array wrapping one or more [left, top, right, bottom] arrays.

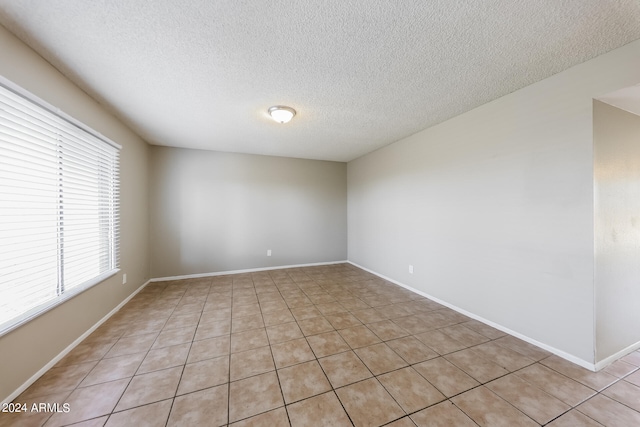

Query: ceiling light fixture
[[268, 106, 296, 124]]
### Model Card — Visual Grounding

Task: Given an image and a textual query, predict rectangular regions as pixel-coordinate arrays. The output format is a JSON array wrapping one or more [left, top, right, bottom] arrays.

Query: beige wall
[[594, 100, 640, 363], [0, 25, 150, 402], [348, 39, 640, 365], [150, 146, 347, 278]]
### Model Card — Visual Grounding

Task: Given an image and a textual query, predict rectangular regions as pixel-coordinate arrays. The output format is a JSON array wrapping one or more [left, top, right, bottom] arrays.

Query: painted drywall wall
[[0, 25, 150, 402], [149, 146, 347, 278], [348, 40, 640, 364], [594, 100, 640, 362]]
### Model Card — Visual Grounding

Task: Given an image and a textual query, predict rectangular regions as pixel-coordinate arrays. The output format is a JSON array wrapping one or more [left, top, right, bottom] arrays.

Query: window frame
[[0, 75, 121, 337]]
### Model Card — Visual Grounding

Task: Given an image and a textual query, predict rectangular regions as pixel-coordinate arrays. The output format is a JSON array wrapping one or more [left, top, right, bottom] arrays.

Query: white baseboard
[[348, 261, 599, 372], [595, 340, 640, 371], [2, 280, 150, 405], [151, 260, 349, 282]]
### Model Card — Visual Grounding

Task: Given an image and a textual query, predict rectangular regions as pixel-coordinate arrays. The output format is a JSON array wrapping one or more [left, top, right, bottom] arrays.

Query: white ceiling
[[1, 1, 639, 162]]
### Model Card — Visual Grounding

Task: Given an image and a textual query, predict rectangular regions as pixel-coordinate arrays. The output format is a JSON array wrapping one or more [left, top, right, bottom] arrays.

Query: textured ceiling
[[1, 1, 640, 162]]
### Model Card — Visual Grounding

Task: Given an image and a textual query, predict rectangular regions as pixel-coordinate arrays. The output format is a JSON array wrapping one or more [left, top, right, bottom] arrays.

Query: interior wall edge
[[594, 340, 640, 372], [593, 99, 640, 363], [347, 260, 600, 372]]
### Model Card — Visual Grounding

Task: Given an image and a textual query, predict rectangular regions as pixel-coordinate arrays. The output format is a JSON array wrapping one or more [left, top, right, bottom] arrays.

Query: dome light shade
[[268, 106, 296, 123]]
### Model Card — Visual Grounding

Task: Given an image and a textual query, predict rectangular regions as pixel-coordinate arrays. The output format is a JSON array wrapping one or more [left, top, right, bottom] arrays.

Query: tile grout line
[[257, 273, 293, 427], [299, 276, 357, 426], [113, 281, 188, 425]]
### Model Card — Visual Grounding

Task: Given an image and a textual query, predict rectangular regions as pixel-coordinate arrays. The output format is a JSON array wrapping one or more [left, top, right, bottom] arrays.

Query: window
[[0, 78, 120, 336]]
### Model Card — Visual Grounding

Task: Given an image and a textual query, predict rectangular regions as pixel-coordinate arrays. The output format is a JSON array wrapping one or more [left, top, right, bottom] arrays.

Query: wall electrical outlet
[[122, 273, 127, 285], [409, 265, 414, 274], [267, 249, 272, 256]]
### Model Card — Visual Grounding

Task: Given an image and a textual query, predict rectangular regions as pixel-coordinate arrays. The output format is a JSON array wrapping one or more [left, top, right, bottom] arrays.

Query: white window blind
[[0, 79, 120, 336]]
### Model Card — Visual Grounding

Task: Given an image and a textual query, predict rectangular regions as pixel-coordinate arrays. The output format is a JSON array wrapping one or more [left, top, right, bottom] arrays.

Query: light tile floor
[[2, 264, 640, 426]]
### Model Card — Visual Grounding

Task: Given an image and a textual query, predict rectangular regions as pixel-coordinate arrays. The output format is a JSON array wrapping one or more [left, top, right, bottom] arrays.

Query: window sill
[[0, 268, 120, 338]]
